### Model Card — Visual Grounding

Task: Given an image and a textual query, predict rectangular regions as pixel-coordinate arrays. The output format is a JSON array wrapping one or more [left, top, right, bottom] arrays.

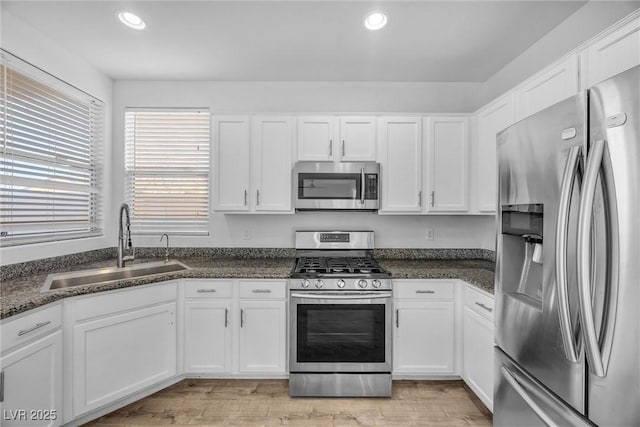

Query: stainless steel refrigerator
[[494, 65, 639, 426]]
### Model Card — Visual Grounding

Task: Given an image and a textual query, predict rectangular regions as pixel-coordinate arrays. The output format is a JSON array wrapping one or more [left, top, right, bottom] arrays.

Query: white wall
[[112, 79, 491, 249], [0, 11, 114, 265], [479, 1, 640, 106]]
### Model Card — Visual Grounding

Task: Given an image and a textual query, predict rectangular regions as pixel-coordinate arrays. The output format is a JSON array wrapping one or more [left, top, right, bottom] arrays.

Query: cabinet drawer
[[393, 280, 455, 300], [239, 280, 286, 299], [184, 280, 233, 299], [464, 284, 495, 321], [1, 303, 62, 352]]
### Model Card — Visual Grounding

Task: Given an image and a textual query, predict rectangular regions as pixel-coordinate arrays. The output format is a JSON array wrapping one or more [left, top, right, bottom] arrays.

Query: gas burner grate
[[293, 256, 390, 276]]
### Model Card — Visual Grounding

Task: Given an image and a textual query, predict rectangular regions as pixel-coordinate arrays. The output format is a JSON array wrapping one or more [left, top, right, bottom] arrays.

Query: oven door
[[294, 162, 379, 210], [289, 291, 392, 373]]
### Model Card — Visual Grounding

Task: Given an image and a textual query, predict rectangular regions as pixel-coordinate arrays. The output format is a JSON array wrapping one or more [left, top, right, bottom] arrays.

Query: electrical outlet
[[425, 228, 434, 241], [241, 229, 251, 240]]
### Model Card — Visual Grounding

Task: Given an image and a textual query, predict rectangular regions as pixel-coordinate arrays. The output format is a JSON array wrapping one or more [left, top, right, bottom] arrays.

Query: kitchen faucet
[[117, 203, 135, 268], [160, 233, 170, 262]]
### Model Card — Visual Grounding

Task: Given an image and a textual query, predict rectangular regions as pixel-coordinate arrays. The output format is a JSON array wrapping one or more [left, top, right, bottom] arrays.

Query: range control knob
[[357, 279, 368, 289], [372, 279, 382, 288], [301, 279, 310, 288], [315, 279, 324, 289], [337, 279, 346, 288]]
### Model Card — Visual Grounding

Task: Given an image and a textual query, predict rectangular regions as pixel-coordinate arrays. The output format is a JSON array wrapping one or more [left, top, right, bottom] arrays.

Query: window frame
[[0, 50, 104, 247]]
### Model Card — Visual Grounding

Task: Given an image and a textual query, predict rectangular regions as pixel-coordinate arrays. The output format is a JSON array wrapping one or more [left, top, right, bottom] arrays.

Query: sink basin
[[41, 260, 190, 292]]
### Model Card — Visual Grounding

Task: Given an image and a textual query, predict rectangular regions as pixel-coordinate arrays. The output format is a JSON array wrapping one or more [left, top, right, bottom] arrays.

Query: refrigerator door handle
[[501, 366, 559, 427], [555, 145, 582, 363], [577, 139, 607, 378]]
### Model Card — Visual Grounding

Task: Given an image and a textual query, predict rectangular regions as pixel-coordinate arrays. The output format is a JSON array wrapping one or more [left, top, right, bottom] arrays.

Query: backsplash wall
[[130, 213, 496, 250]]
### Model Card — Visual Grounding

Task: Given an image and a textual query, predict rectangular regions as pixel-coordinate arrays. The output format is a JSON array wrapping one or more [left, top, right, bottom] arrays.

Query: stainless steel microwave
[[294, 162, 380, 211]]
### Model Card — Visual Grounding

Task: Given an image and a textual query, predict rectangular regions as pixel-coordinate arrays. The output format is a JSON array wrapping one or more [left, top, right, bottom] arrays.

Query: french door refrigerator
[[494, 65, 639, 427]]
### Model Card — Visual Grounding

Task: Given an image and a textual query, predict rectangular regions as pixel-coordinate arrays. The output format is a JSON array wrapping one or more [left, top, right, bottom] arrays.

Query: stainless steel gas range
[[288, 231, 393, 397]]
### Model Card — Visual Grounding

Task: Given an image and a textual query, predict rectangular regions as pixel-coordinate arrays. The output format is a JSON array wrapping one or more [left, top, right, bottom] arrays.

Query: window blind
[[0, 51, 104, 247], [124, 109, 210, 235]]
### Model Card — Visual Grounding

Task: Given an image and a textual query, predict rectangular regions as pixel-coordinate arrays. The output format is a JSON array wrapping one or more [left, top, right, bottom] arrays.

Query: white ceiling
[[2, 0, 588, 82]]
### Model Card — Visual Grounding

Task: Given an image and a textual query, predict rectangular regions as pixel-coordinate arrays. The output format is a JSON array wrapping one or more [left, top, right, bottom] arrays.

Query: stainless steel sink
[[41, 260, 190, 292]]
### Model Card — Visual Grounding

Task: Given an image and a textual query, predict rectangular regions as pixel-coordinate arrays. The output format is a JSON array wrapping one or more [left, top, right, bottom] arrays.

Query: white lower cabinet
[[183, 280, 233, 374], [182, 279, 287, 376], [71, 283, 177, 417], [462, 284, 495, 412], [0, 326, 62, 427], [393, 280, 456, 375], [184, 300, 232, 373], [238, 300, 286, 373]]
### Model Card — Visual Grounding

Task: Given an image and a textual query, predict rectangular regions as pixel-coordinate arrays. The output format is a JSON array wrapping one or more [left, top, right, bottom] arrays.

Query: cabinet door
[[587, 18, 640, 87], [515, 55, 579, 121], [339, 116, 376, 161], [425, 117, 469, 212], [297, 116, 336, 161], [72, 302, 176, 416], [251, 117, 293, 212], [184, 300, 232, 373], [214, 116, 250, 211], [378, 117, 423, 213], [475, 94, 515, 213], [393, 300, 455, 374], [0, 331, 62, 427], [238, 300, 286, 373], [463, 306, 494, 412]]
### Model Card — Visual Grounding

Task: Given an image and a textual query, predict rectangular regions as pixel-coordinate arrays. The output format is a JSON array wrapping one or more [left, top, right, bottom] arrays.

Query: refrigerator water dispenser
[[501, 204, 544, 307]]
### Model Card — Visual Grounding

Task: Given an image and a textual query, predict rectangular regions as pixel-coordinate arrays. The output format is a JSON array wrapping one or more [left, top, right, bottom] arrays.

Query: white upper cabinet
[[213, 116, 251, 211], [474, 94, 515, 213], [424, 117, 469, 212], [338, 116, 377, 161], [515, 54, 579, 121], [297, 116, 337, 161], [251, 116, 294, 212], [378, 117, 423, 213], [214, 116, 293, 213], [297, 116, 376, 162], [586, 16, 640, 87]]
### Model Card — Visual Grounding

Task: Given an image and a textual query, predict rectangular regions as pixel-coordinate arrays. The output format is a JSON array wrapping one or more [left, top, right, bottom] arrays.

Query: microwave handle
[[360, 168, 365, 205]]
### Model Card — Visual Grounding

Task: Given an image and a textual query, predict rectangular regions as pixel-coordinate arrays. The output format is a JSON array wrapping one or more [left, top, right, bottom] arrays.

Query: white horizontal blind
[[0, 51, 104, 246], [124, 109, 210, 235]]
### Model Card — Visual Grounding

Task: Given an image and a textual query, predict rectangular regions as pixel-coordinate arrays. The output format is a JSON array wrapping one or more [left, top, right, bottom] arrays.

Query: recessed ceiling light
[[117, 11, 146, 30], [364, 11, 388, 31]]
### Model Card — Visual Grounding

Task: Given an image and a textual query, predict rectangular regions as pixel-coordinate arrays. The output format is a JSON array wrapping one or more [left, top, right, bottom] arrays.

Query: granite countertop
[[380, 259, 495, 294], [1, 256, 495, 320]]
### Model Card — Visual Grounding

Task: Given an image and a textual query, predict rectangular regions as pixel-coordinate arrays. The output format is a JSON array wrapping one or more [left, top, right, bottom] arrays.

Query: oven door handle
[[290, 292, 392, 300]]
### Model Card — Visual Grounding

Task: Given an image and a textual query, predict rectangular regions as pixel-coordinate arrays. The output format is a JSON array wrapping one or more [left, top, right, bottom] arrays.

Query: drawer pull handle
[[475, 302, 493, 312], [197, 289, 217, 293], [416, 290, 435, 294], [252, 289, 272, 294], [18, 321, 51, 337]]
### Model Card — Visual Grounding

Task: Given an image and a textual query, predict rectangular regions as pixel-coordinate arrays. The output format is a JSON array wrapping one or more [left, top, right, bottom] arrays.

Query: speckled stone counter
[[1, 251, 495, 320], [1, 257, 294, 319], [379, 259, 495, 294]]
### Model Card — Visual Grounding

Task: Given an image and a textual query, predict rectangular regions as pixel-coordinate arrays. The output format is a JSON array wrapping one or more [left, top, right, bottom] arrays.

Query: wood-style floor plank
[[85, 379, 492, 426]]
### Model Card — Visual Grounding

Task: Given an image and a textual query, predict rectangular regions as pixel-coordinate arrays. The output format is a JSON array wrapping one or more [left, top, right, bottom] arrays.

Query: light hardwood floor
[[85, 379, 492, 426]]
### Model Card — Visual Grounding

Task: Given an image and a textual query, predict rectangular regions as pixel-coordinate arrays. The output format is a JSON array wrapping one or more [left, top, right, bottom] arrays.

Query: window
[[124, 109, 210, 235], [0, 51, 104, 247]]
